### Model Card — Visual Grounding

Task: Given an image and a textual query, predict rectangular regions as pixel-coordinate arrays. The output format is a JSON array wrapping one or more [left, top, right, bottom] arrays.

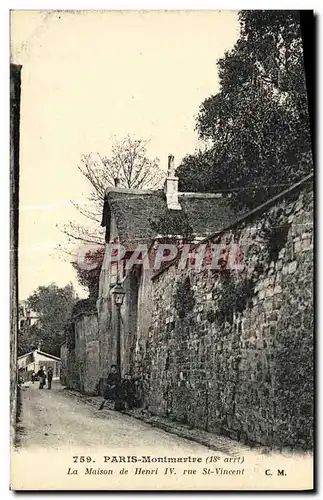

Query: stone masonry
[[62, 302, 100, 395], [142, 181, 313, 449], [10, 64, 22, 446]]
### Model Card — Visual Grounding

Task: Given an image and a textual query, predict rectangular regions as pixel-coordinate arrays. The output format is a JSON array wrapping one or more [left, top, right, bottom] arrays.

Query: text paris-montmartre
[[103, 456, 204, 464]]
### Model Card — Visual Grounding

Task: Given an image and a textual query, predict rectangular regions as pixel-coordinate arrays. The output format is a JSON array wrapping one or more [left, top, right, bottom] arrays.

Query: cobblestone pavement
[[12, 381, 313, 491], [16, 380, 217, 454], [16, 380, 310, 462]]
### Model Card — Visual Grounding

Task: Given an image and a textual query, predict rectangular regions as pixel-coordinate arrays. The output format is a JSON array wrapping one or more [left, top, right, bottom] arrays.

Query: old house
[[63, 156, 238, 392], [19, 301, 39, 330], [62, 155, 313, 450], [97, 155, 238, 380]]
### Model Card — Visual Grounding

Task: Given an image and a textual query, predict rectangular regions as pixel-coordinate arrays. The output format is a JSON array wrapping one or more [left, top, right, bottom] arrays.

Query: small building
[[17, 349, 61, 381]]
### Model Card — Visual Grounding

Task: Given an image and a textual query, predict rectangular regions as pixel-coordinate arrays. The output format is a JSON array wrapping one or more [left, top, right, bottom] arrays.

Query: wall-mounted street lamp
[[112, 282, 125, 372]]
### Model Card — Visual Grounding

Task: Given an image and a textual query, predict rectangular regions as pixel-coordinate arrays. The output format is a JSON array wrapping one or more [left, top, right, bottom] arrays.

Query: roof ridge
[[37, 350, 61, 360], [18, 349, 61, 361], [18, 351, 33, 359], [105, 187, 160, 198], [152, 173, 313, 280]]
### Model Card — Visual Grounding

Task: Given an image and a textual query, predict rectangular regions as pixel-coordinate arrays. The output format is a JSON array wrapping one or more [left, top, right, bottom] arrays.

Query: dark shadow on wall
[[14, 386, 25, 448]]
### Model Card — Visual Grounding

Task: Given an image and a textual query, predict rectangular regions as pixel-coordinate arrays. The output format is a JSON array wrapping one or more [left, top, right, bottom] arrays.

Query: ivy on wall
[[174, 276, 196, 319], [274, 305, 314, 449], [206, 310, 216, 323], [216, 274, 255, 324], [263, 220, 290, 263], [66, 323, 75, 351]]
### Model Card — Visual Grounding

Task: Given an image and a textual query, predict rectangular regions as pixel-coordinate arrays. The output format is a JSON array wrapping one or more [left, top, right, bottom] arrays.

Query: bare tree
[[59, 135, 164, 250]]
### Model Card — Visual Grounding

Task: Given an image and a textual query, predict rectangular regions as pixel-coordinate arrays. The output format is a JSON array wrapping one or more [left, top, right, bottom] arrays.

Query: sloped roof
[[152, 172, 314, 279], [37, 350, 61, 361], [18, 350, 61, 361], [18, 351, 33, 360], [179, 194, 237, 237], [101, 188, 238, 250]]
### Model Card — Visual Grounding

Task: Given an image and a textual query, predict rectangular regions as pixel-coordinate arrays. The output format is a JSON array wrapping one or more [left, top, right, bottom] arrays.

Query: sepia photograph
[[10, 9, 314, 491]]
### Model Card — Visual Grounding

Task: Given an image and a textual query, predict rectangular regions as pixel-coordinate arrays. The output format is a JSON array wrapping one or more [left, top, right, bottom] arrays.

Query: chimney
[[167, 154, 175, 177], [164, 155, 181, 210], [114, 177, 120, 187]]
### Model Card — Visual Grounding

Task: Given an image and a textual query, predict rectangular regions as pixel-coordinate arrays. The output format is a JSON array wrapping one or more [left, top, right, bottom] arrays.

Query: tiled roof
[[101, 188, 238, 250]]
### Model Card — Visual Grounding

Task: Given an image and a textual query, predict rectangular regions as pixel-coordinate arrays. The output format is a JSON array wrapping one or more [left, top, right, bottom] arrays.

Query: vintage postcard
[[10, 10, 314, 491]]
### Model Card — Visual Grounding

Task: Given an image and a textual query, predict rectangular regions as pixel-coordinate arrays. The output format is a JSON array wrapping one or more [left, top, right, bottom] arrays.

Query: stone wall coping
[[72, 311, 97, 320], [105, 187, 157, 197], [179, 192, 224, 199], [105, 188, 226, 199], [151, 172, 313, 281]]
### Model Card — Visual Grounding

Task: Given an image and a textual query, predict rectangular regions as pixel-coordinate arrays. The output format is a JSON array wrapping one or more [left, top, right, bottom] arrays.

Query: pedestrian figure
[[122, 374, 136, 410], [47, 367, 53, 389], [18, 368, 24, 386], [31, 371, 35, 384], [114, 376, 127, 412], [98, 364, 120, 411], [37, 366, 46, 389]]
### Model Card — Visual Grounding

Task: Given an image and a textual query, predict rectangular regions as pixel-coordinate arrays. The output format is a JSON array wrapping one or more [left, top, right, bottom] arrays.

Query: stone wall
[[97, 249, 117, 380], [64, 311, 100, 395], [97, 262, 141, 379], [142, 181, 313, 449], [10, 64, 21, 447], [60, 343, 68, 385], [119, 271, 139, 376], [66, 348, 81, 392], [134, 267, 154, 377], [75, 313, 100, 394]]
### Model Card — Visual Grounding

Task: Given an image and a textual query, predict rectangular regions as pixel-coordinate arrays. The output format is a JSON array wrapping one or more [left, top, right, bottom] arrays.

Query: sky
[[10, 10, 240, 300]]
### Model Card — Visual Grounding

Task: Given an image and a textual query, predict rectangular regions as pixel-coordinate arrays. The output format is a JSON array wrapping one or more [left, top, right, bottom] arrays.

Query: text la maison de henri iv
[[66, 454, 278, 478]]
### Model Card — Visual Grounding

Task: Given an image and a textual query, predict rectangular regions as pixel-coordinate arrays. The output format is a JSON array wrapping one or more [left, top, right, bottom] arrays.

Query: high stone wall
[[141, 182, 313, 449]]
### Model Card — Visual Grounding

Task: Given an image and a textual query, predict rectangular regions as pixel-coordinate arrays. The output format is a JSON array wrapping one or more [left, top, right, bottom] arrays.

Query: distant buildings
[[19, 301, 39, 331], [18, 349, 61, 382]]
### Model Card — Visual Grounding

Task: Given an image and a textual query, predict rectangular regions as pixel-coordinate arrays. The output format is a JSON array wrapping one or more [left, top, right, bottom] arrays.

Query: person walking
[[98, 364, 121, 411], [18, 371, 24, 387], [47, 366, 53, 389], [37, 366, 46, 389]]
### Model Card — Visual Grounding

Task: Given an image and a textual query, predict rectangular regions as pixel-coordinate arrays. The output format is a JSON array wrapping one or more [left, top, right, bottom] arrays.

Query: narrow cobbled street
[[16, 381, 214, 453], [12, 380, 313, 491]]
